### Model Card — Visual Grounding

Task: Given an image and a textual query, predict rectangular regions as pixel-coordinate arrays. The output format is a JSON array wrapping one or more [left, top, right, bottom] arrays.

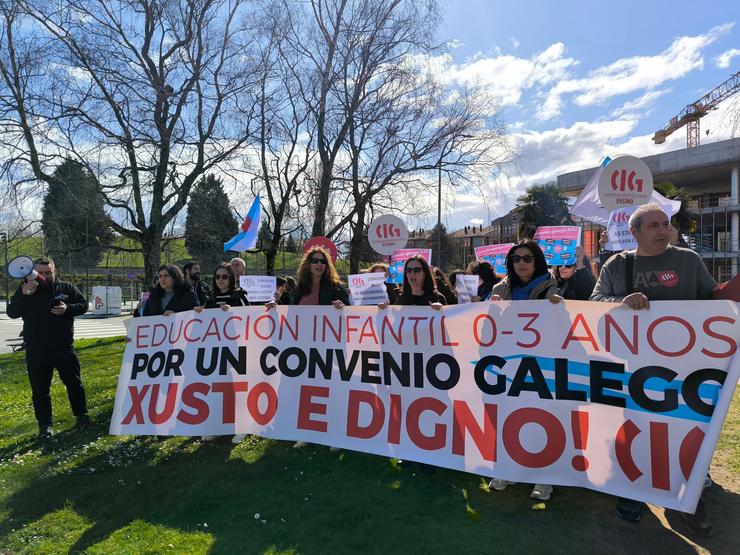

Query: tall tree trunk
[[349, 204, 366, 274]]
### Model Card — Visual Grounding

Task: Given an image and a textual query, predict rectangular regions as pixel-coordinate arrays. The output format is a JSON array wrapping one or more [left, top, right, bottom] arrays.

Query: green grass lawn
[[0, 338, 738, 554]]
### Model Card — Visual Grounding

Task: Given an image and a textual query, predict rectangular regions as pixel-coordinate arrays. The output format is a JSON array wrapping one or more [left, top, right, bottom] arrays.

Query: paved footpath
[[0, 311, 129, 355]]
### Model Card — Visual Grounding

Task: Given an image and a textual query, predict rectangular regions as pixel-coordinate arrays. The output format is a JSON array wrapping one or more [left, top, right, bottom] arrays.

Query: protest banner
[[454, 274, 479, 303], [533, 226, 581, 266], [387, 248, 432, 284], [474, 244, 514, 275], [597, 155, 654, 212], [348, 273, 390, 305], [239, 276, 277, 303], [368, 215, 409, 256], [111, 301, 739, 512]]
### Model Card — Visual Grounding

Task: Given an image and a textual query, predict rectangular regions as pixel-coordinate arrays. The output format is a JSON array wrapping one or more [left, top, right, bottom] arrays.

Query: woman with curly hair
[[290, 247, 350, 307]]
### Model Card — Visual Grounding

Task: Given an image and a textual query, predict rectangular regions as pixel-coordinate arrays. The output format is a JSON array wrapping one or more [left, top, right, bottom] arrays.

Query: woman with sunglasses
[[290, 247, 349, 448], [490, 241, 561, 303], [395, 256, 446, 307], [141, 264, 198, 316], [290, 247, 350, 307], [488, 240, 562, 500], [195, 263, 248, 312], [552, 246, 595, 301]]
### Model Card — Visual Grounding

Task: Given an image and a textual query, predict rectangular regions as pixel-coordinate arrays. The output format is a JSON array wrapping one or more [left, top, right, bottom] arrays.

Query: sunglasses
[[215, 274, 230, 280], [310, 257, 327, 265], [406, 266, 423, 274], [562, 264, 575, 269], [511, 254, 534, 263]]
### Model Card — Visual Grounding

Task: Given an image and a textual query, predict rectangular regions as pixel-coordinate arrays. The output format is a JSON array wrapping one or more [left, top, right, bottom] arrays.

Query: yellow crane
[[652, 71, 740, 147]]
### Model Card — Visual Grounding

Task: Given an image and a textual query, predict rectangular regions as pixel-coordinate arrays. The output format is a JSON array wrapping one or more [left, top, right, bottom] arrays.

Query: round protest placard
[[304, 236, 338, 263], [368, 215, 408, 255], [597, 155, 653, 212]]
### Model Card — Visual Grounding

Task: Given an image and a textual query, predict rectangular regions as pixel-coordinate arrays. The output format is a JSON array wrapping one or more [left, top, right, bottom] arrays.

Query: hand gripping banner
[[110, 301, 739, 512]]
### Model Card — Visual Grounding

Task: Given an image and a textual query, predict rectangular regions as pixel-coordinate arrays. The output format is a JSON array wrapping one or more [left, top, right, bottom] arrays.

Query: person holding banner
[[490, 242, 562, 303], [290, 247, 350, 307], [195, 263, 249, 311], [141, 265, 198, 317], [488, 241, 562, 500], [290, 247, 349, 449], [552, 246, 595, 301], [395, 256, 446, 307], [590, 204, 717, 536]]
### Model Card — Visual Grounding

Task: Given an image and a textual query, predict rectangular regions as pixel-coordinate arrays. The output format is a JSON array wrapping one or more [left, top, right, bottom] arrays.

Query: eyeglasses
[[406, 266, 423, 274], [215, 274, 230, 280], [511, 255, 534, 264], [310, 257, 327, 265]]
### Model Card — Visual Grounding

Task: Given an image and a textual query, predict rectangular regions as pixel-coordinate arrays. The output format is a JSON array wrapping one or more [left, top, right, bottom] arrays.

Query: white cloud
[[469, 217, 484, 225], [510, 37, 520, 50], [611, 88, 671, 118], [540, 23, 733, 118], [422, 43, 577, 108], [716, 48, 740, 68], [447, 38, 463, 49]]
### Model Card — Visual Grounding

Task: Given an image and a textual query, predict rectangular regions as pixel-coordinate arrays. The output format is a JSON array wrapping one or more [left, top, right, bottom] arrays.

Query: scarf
[[512, 272, 550, 301]]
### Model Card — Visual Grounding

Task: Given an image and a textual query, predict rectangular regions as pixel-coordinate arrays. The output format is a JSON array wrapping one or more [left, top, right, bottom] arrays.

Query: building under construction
[[557, 137, 740, 282]]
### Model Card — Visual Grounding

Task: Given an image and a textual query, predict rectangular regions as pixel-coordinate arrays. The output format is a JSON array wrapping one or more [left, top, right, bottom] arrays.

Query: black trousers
[[26, 346, 87, 427]]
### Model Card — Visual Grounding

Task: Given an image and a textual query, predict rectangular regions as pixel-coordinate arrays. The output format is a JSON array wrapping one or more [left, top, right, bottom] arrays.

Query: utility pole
[[437, 164, 443, 268], [1, 231, 8, 306]]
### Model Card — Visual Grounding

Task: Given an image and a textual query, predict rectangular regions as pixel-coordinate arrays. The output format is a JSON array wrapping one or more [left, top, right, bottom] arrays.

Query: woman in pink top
[[290, 247, 350, 307]]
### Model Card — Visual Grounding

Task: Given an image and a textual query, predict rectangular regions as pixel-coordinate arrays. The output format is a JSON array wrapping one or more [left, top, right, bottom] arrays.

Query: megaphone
[[7, 256, 43, 282]]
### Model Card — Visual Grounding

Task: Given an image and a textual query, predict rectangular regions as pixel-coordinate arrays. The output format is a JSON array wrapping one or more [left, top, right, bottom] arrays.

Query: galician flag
[[224, 195, 261, 252]]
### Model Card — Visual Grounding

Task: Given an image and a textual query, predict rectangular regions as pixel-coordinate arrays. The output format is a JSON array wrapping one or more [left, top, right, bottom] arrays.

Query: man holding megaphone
[[7, 256, 90, 440]]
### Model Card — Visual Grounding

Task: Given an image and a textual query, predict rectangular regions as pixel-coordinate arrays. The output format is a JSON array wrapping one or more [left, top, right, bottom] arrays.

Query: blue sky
[[432, 0, 740, 229]]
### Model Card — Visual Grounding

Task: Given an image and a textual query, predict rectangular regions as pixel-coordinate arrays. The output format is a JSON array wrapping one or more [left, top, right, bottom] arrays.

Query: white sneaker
[[489, 479, 516, 491], [530, 484, 553, 501], [293, 441, 309, 448], [232, 434, 247, 444], [200, 435, 217, 441]]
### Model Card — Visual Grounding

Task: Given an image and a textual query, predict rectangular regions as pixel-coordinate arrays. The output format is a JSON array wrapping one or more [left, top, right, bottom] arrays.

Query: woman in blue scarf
[[488, 240, 563, 501], [490, 241, 561, 302]]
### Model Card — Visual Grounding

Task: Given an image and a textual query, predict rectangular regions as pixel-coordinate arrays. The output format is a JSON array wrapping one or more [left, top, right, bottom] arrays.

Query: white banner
[[111, 301, 740, 512], [239, 275, 276, 303], [348, 273, 390, 305], [454, 275, 479, 303]]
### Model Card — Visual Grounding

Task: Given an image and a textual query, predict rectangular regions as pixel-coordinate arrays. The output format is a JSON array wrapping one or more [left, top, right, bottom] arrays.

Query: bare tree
[[0, 0, 258, 282]]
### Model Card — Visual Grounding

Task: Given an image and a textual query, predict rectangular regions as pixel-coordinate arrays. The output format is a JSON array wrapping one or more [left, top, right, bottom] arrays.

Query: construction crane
[[653, 71, 740, 147]]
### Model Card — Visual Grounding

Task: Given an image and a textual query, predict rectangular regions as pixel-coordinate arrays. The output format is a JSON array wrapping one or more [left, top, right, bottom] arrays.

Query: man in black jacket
[[7, 257, 90, 440], [183, 261, 210, 306]]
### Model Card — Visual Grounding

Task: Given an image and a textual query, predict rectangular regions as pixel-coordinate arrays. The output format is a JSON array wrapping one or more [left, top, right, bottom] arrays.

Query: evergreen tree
[[185, 174, 239, 271], [285, 234, 298, 253], [41, 159, 112, 271], [429, 223, 458, 270], [514, 183, 573, 240]]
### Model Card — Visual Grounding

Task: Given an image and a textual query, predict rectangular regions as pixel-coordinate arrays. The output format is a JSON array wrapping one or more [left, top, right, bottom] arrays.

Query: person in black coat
[[197, 262, 248, 310], [141, 264, 198, 316], [553, 246, 596, 300], [290, 247, 350, 307], [7, 256, 90, 439], [395, 255, 446, 307]]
